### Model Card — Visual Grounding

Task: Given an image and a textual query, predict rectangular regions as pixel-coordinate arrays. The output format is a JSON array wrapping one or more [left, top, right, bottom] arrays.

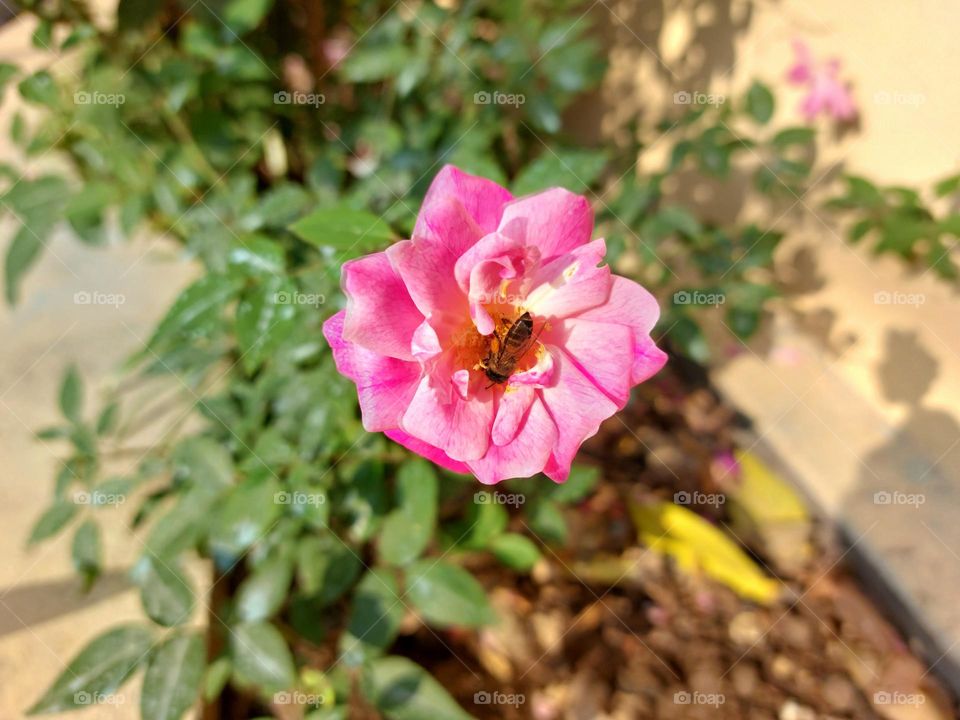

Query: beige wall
[[601, 0, 960, 434]]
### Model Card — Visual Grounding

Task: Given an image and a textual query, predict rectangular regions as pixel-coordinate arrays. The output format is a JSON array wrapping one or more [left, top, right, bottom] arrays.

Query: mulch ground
[[396, 357, 957, 720]]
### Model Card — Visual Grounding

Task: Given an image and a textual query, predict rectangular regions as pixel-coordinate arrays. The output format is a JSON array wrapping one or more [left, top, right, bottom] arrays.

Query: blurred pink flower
[[323, 166, 667, 484], [787, 39, 857, 122]]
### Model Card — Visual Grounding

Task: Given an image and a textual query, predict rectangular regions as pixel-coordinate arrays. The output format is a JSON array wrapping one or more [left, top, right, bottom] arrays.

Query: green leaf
[[934, 173, 960, 198], [236, 552, 293, 622], [141, 632, 205, 720], [512, 149, 608, 195], [4, 226, 42, 303], [59, 364, 83, 423], [289, 205, 394, 257], [228, 234, 286, 278], [362, 656, 473, 720], [645, 206, 702, 239], [405, 560, 493, 628], [239, 184, 311, 231], [296, 534, 362, 605], [171, 436, 234, 489], [71, 519, 101, 585], [340, 569, 403, 663], [490, 533, 541, 571], [848, 218, 873, 243], [832, 175, 884, 210], [28, 625, 154, 714], [745, 81, 774, 124], [546, 464, 599, 504], [378, 459, 438, 566], [0, 63, 17, 95], [771, 126, 815, 148], [208, 476, 281, 558], [726, 306, 762, 339], [146, 274, 240, 353], [666, 314, 710, 363], [222, 0, 275, 34], [145, 486, 222, 559], [342, 460, 388, 542], [235, 276, 297, 374], [526, 498, 568, 546], [64, 182, 113, 246], [230, 621, 296, 692], [133, 556, 195, 627], [526, 93, 562, 134], [18, 70, 58, 106], [340, 45, 412, 83], [96, 402, 119, 436], [203, 657, 232, 702], [29, 500, 77, 544], [448, 496, 508, 550]]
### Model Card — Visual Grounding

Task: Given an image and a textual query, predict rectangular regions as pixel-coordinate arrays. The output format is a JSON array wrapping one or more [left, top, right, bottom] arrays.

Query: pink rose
[[323, 166, 667, 484]]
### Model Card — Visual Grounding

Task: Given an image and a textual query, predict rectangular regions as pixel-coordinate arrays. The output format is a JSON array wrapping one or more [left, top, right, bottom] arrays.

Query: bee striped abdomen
[[482, 312, 535, 385]]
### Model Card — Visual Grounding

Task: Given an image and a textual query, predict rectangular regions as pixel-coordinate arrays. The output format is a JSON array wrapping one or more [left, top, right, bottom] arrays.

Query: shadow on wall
[[856, 328, 960, 507], [841, 329, 960, 685], [581, 0, 836, 235], [0, 570, 130, 639]]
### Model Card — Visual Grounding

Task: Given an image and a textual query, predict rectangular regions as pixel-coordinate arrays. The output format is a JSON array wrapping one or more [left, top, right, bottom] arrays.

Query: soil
[[392, 355, 958, 720]]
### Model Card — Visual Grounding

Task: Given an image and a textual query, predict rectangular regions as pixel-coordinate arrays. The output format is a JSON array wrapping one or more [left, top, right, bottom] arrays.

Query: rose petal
[[524, 240, 612, 320], [498, 187, 593, 261], [452, 232, 531, 334], [387, 196, 483, 322], [556, 319, 634, 406], [539, 347, 618, 483], [384, 429, 471, 475], [491, 384, 534, 446], [342, 252, 423, 360], [401, 376, 494, 462], [323, 311, 420, 431], [418, 165, 513, 235], [468, 397, 557, 484], [575, 275, 667, 384]]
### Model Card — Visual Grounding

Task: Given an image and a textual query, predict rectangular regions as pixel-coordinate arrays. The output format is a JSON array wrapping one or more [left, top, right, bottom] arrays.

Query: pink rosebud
[[787, 39, 857, 122], [323, 166, 668, 484]]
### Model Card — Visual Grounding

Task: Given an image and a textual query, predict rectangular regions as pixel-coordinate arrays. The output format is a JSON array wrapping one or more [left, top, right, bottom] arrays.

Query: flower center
[[450, 304, 542, 382]]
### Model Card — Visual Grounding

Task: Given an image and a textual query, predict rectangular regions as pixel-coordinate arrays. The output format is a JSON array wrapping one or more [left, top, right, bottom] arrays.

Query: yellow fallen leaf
[[727, 449, 812, 574], [629, 500, 781, 604]]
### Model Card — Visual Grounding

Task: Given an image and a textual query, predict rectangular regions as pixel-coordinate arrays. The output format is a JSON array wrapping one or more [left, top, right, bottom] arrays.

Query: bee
[[480, 311, 542, 385]]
